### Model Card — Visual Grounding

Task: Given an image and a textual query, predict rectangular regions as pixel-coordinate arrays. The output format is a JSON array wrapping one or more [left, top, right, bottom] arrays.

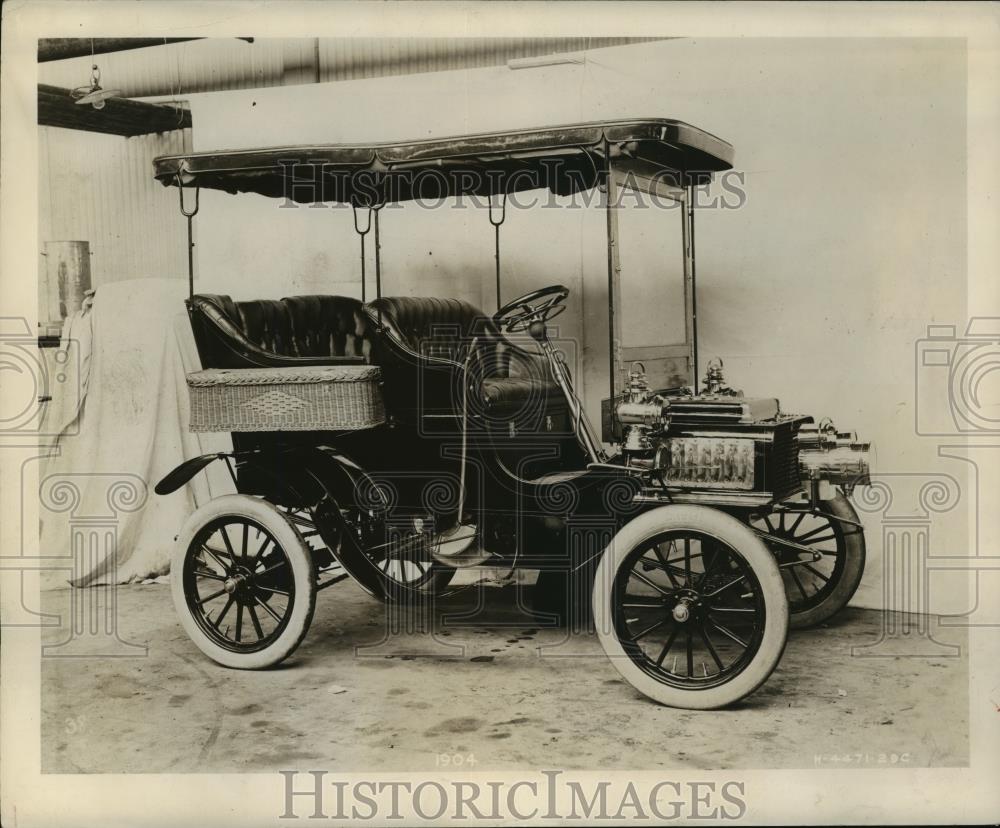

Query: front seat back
[[364, 296, 505, 422], [366, 296, 507, 370]]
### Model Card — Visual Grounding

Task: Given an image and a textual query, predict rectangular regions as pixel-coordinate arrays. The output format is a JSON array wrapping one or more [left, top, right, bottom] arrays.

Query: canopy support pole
[[352, 204, 374, 304], [489, 194, 507, 311], [373, 205, 384, 324], [603, 143, 621, 405], [686, 181, 699, 395], [373, 206, 383, 301], [176, 177, 200, 301]]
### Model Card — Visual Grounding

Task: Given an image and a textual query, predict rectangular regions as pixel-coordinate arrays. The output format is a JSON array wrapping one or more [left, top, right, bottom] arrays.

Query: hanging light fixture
[[71, 63, 121, 110]]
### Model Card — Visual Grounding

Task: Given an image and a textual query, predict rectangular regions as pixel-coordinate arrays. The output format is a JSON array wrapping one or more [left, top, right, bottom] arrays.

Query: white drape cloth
[[39, 278, 233, 588]]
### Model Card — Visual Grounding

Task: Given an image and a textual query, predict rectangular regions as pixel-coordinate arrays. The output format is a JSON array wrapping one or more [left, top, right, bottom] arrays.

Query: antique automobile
[[153, 117, 872, 709]]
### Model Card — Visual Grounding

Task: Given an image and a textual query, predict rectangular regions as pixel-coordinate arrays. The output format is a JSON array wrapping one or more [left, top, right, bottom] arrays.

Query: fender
[[155, 446, 372, 504], [155, 445, 389, 597], [154, 452, 232, 495], [291, 444, 390, 598]]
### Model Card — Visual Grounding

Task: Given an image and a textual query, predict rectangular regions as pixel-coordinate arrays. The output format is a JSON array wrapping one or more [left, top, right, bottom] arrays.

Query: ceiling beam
[[38, 37, 668, 98], [38, 38, 253, 63], [38, 84, 191, 137]]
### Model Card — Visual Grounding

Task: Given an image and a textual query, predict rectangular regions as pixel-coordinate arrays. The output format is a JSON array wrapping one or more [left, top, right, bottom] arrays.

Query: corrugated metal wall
[[37, 38, 659, 97], [39, 127, 193, 297]]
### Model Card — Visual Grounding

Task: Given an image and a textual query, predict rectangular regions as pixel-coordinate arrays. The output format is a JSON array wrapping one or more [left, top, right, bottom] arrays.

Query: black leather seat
[[187, 292, 564, 423], [365, 296, 563, 418], [188, 294, 375, 369], [368, 297, 497, 367]]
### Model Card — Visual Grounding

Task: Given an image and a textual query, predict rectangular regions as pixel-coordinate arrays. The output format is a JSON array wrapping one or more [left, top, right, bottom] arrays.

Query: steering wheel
[[492, 284, 569, 334]]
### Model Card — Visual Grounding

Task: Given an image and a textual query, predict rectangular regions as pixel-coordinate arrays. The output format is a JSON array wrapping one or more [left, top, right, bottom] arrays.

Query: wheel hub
[[671, 590, 700, 623], [223, 568, 251, 595]]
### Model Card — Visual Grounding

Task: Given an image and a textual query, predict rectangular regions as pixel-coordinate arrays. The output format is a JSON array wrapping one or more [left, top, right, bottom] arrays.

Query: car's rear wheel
[[375, 557, 456, 597], [172, 495, 316, 669], [593, 505, 788, 710], [342, 507, 457, 601], [286, 505, 455, 600]]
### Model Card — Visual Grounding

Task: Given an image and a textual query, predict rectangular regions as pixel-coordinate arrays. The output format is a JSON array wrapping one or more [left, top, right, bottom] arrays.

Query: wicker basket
[[187, 365, 385, 433]]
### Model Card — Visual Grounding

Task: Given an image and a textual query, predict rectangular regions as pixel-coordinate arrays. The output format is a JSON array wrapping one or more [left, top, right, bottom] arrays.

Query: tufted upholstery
[[188, 294, 374, 369], [366, 295, 563, 418], [365, 297, 498, 365]]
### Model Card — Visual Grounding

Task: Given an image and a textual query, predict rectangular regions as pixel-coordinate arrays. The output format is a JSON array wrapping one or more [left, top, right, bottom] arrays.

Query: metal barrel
[[42, 241, 92, 331]]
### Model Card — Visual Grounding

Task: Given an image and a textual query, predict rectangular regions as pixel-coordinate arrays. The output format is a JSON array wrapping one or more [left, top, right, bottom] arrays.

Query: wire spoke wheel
[[375, 556, 443, 589], [751, 490, 866, 628], [280, 506, 349, 587], [184, 517, 294, 653], [349, 508, 456, 600], [614, 533, 767, 690], [372, 551, 456, 601], [172, 495, 316, 669], [593, 505, 787, 709]]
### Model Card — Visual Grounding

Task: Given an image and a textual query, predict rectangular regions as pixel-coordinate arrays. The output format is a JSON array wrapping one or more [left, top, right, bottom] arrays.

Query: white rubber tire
[[171, 494, 316, 669], [593, 505, 788, 710], [786, 492, 867, 629]]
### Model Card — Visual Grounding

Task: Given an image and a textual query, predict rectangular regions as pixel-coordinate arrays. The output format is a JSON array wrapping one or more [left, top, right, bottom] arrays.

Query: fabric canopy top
[[153, 117, 735, 204]]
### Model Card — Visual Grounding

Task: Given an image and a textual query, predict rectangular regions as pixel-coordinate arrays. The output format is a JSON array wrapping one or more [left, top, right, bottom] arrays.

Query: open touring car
[[154, 118, 872, 709]]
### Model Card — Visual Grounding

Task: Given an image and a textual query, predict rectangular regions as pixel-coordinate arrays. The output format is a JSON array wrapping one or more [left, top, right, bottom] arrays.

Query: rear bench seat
[[187, 294, 375, 369]]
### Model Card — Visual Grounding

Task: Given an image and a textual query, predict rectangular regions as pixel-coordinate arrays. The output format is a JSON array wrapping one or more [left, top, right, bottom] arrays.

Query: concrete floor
[[41, 579, 968, 773]]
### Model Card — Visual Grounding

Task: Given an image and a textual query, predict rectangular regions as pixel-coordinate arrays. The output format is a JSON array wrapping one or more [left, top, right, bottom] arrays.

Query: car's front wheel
[[593, 505, 788, 709], [750, 490, 866, 628]]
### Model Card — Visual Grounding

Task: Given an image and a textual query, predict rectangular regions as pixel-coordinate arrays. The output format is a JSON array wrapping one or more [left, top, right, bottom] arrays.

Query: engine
[[616, 364, 671, 456], [610, 360, 872, 502]]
